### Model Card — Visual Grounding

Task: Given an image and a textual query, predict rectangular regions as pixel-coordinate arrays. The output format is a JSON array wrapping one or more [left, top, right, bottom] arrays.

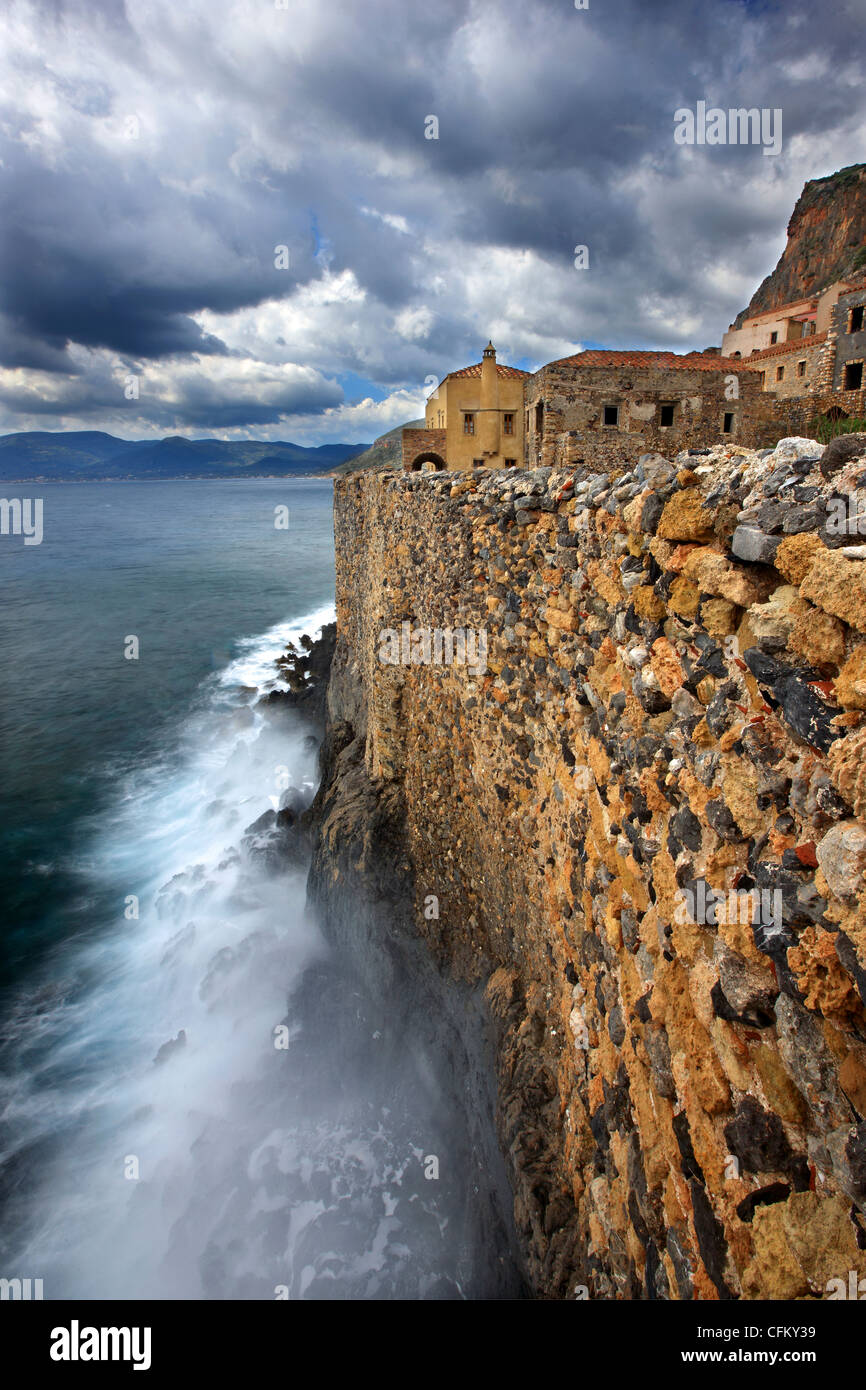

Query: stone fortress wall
[[322, 435, 866, 1298]]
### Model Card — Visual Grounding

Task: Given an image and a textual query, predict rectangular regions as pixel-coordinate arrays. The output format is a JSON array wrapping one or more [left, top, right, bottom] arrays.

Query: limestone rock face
[[311, 441, 866, 1299], [733, 163, 866, 323]]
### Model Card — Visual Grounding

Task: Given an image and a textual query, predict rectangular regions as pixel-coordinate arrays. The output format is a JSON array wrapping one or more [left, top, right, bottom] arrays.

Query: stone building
[[522, 350, 778, 470], [740, 333, 830, 398], [736, 281, 866, 436], [401, 342, 529, 472], [400, 289, 866, 479], [825, 281, 866, 395], [720, 280, 854, 358]]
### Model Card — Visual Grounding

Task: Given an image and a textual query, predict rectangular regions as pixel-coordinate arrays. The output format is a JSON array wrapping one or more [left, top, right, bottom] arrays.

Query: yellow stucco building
[[402, 342, 529, 472]]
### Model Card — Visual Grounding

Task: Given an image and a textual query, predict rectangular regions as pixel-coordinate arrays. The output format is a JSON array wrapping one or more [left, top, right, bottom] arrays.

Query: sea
[[0, 478, 520, 1300]]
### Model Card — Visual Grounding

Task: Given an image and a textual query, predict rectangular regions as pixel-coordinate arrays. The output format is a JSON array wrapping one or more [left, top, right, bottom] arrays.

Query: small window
[[504, 457, 517, 467], [472, 457, 483, 467], [503, 412, 514, 436], [535, 401, 544, 432], [797, 360, 806, 377], [723, 412, 734, 434], [659, 403, 675, 427], [776, 365, 785, 381], [770, 331, 778, 344], [845, 362, 864, 390], [603, 405, 619, 427], [463, 413, 475, 435], [851, 306, 865, 333], [758, 372, 766, 387]]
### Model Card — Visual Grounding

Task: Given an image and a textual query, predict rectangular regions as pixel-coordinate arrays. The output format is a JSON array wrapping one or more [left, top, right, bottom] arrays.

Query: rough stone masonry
[[311, 434, 866, 1300]]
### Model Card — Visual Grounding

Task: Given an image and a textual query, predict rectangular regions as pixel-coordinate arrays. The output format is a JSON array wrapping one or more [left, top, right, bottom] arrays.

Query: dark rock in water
[[258, 622, 336, 728], [820, 433, 866, 479], [154, 1029, 186, 1066], [244, 808, 277, 836], [242, 806, 308, 871], [279, 786, 309, 815]]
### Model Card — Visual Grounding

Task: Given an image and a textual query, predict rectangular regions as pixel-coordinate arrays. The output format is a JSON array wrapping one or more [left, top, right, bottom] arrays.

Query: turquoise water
[[0, 479, 335, 982], [0, 479, 519, 1299]]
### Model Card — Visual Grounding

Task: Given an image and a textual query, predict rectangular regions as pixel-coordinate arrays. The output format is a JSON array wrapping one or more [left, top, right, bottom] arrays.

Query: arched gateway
[[408, 452, 447, 472]]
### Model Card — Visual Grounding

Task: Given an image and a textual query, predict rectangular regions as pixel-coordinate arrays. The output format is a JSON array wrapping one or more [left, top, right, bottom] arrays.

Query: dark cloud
[[0, 0, 863, 437]]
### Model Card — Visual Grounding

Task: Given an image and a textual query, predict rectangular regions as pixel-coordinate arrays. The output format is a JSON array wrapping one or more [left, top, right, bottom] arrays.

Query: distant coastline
[[0, 473, 338, 483], [0, 430, 370, 483]]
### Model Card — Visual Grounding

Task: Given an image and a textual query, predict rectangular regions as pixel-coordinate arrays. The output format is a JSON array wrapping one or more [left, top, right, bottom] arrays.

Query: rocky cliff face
[[308, 439, 866, 1299], [735, 164, 866, 325]]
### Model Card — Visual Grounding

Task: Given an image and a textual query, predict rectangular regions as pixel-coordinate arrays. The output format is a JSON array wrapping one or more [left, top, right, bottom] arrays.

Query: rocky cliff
[[735, 164, 866, 325], [307, 438, 866, 1299]]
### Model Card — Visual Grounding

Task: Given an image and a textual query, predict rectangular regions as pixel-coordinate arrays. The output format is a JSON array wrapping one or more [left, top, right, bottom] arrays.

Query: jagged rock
[[723, 1096, 810, 1187], [828, 727, 866, 816], [774, 994, 852, 1128], [732, 525, 781, 564], [815, 820, 866, 904], [820, 433, 866, 479], [743, 650, 842, 752], [713, 940, 778, 1017]]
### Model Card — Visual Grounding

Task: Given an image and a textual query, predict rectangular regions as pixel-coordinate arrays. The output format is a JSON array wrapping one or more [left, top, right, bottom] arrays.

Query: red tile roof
[[545, 349, 754, 373], [742, 332, 828, 362], [444, 361, 531, 381]]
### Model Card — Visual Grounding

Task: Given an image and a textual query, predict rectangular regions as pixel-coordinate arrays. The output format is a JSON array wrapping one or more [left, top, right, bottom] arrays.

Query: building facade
[[401, 343, 529, 471], [522, 350, 778, 469], [720, 280, 854, 358], [400, 290, 866, 477], [736, 281, 866, 428]]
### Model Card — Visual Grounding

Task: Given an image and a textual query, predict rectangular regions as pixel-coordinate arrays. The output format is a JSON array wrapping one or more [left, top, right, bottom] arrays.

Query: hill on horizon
[[0, 430, 371, 480], [334, 419, 424, 475]]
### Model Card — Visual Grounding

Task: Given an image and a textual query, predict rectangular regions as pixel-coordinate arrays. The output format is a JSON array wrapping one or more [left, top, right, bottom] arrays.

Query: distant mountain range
[[0, 431, 371, 480]]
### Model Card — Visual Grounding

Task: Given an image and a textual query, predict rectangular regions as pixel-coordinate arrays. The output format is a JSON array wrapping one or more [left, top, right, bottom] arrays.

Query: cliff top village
[[402, 279, 866, 475]]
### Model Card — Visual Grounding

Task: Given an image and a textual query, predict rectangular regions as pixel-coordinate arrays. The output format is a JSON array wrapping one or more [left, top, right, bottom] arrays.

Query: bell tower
[[479, 340, 500, 462]]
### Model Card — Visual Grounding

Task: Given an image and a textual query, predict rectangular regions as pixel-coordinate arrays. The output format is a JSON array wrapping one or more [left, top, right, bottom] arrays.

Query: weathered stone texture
[[318, 435, 866, 1299]]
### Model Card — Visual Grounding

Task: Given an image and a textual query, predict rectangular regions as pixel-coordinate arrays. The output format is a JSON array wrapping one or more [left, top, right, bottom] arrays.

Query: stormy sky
[[1, 0, 864, 444]]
